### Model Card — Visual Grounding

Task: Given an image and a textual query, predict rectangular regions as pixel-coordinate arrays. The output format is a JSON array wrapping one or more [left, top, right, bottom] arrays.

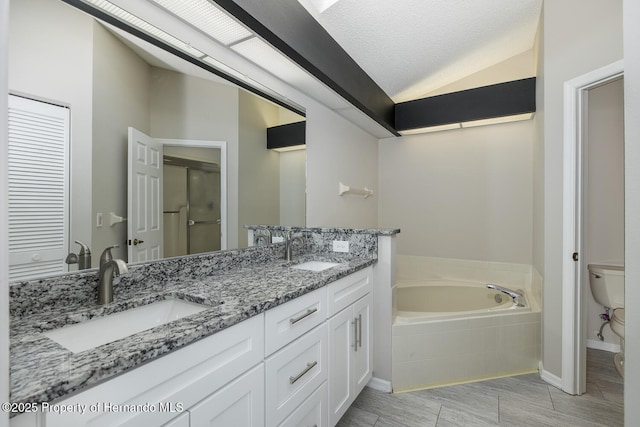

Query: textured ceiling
[[297, 0, 542, 102]]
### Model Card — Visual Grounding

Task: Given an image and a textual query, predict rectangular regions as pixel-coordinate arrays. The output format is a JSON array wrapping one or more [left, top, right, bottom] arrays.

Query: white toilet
[[588, 264, 625, 377]]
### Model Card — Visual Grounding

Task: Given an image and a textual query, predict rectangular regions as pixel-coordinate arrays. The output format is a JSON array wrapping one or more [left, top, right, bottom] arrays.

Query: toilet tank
[[588, 264, 624, 308]]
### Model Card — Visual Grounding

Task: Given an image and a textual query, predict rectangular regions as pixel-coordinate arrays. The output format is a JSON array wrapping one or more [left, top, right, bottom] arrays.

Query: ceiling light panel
[[201, 56, 247, 81], [230, 38, 309, 83], [230, 37, 345, 110], [149, 0, 253, 46], [461, 112, 534, 128], [84, 0, 205, 57], [399, 123, 461, 135]]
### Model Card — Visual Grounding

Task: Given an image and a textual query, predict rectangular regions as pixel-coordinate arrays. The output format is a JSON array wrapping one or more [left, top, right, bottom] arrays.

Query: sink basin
[[43, 299, 208, 353], [291, 261, 340, 272]]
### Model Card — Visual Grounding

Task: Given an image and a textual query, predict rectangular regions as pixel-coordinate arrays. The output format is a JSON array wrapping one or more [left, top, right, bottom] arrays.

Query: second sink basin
[[291, 261, 340, 272], [43, 299, 209, 353]]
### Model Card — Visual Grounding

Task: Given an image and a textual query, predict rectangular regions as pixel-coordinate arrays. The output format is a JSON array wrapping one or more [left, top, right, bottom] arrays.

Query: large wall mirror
[[7, 0, 306, 280]]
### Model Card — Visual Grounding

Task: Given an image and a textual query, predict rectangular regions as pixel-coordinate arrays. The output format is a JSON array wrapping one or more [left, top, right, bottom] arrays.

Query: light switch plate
[[333, 240, 349, 252]]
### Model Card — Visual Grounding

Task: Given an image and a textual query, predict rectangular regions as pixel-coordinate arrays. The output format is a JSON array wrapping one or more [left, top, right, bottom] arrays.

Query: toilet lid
[[612, 308, 625, 325]]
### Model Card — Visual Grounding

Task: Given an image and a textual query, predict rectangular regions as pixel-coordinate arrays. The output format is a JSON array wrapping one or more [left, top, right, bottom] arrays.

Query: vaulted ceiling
[[296, 0, 542, 102], [72, 0, 543, 137]]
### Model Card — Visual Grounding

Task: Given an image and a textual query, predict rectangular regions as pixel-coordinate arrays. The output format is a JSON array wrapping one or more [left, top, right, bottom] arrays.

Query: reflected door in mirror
[[127, 127, 163, 263]]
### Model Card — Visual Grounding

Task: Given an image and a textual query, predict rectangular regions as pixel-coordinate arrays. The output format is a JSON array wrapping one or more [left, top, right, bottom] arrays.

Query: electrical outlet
[[333, 240, 349, 253], [272, 236, 284, 243], [96, 212, 103, 228]]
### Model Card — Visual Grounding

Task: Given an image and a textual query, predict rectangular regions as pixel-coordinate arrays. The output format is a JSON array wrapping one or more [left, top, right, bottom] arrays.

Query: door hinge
[[572, 252, 579, 262]]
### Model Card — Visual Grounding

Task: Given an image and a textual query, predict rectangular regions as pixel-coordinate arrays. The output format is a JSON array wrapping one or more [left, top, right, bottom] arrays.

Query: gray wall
[[1, 0, 8, 422], [280, 150, 307, 226], [379, 120, 533, 264], [539, 0, 623, 378], [238, 89, 280, 248], [92, 23, 150, 263], [306, 105, 379, 228], [624, 0, 640, 420], [8, 0, 94, 265]]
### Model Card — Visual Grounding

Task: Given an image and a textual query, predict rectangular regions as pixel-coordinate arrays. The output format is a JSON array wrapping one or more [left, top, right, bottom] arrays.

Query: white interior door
[[128, 127, 163, 262], [8, 95, 69, 281]]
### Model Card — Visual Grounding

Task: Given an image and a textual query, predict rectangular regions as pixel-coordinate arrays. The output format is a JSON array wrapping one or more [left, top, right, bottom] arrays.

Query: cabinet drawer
[[265, 287, 326, 356], [278, 382, 327, 427], [265, 323, 327, 426], [327, 267, 372, 317]]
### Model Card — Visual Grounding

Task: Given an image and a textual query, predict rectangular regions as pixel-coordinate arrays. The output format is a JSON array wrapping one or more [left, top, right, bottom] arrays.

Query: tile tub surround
[[8, 228, 397, 408]]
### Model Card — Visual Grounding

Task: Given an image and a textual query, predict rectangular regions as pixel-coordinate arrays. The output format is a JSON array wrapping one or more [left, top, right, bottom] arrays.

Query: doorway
[[163, 154, 222, 256], [128, 128, 227, 262], [562, 60, 624, 395]]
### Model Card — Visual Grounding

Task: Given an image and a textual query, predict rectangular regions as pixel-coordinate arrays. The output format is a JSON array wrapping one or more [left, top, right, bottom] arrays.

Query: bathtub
[[392, 279, 540, 392], [395, 279, 530, 323]]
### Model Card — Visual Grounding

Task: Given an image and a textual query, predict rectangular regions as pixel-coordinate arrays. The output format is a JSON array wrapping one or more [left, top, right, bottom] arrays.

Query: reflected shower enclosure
[[163, 155, 221, 257]]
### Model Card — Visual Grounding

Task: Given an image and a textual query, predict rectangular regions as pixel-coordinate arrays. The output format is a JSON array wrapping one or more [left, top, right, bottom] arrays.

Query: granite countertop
[[10, 253, 375, 406]]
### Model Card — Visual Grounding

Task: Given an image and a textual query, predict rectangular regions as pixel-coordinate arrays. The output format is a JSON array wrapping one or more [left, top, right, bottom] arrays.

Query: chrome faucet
[[284, 231, 305, 261], [255, 228, 272, 246], [98, 245, 128, 305], [65, 240, 92, 270], [486, 284, 526, 307]]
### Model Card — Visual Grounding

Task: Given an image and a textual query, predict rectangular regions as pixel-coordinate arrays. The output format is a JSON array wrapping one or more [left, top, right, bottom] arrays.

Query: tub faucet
[[284, 231, 305, 261], [486, 284, 525, 307], [98, 245, 128, 305]]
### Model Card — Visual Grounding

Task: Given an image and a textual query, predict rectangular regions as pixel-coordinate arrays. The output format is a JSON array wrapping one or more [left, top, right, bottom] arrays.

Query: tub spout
[[487, 284, 525, 307]]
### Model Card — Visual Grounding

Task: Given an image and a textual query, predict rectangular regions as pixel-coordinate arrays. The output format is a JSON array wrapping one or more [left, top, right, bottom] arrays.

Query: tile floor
[[338, 349, 623, 427]]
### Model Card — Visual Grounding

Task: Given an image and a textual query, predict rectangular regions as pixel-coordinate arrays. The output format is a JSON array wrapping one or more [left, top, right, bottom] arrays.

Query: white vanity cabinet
[[44, 314, 265, 427], [326, 269, 373, 426], [12, 266, 374, 427]]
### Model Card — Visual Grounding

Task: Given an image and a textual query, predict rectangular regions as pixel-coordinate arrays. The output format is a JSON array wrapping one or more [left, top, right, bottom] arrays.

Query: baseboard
[[367, 376, 392, 393], [538, 361, 563, 389], [586, 339, 621, 353]]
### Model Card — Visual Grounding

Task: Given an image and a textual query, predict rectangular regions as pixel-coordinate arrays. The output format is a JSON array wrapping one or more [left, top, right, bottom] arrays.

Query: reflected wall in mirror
[[7, 0, 306, 280]]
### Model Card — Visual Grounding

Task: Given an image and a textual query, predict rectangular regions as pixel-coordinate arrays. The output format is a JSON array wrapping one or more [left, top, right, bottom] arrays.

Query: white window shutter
[[8, 95, 70, 281]]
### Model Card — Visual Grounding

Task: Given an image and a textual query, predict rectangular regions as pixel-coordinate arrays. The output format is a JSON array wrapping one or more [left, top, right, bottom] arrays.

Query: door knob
[[128, 238, 145, 245]]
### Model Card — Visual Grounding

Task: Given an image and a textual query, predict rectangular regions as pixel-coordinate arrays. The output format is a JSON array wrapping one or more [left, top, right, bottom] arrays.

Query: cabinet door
[[327, 306, 354, 426], [189, 364, 264, 427], [352, 293, 372, 393]]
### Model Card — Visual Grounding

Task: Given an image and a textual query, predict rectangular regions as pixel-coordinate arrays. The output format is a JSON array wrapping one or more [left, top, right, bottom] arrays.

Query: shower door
[[187, 168, 221, 254], [163, 153, 222, 257]]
